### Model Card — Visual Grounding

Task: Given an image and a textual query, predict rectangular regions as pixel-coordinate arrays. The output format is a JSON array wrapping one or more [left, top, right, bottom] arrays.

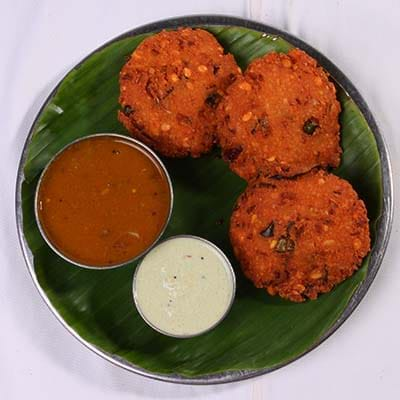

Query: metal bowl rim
[[33, 133, 174, 270], [132, 234, 237, 339]]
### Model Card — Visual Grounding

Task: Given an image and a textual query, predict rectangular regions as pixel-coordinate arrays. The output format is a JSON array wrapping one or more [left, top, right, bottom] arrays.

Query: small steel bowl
[[132, 234, 237, 338], [34, 133, 174, 270]]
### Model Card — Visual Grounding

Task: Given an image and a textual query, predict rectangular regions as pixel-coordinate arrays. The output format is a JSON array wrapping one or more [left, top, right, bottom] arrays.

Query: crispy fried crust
[[118, 28, 240, 157], [219, 49, 342, 180], [230, 170, 370, 302]]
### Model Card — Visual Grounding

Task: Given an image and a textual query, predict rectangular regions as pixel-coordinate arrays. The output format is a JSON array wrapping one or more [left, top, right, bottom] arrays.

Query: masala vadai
[[118, 28, 240, 157], [230, 170, 370, 302], [219, 49, 342, 180]]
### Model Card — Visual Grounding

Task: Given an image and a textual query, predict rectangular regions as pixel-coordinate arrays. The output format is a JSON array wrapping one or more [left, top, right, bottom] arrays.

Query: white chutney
[[133, 236, 235, 337]]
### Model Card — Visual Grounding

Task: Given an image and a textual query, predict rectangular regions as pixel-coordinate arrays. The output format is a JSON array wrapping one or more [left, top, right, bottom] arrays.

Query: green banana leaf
[[20, 26, 382, 377]]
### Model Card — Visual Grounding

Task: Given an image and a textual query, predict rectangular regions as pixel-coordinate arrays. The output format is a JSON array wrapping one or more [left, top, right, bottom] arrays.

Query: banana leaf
[[20, 26, 382, 378]]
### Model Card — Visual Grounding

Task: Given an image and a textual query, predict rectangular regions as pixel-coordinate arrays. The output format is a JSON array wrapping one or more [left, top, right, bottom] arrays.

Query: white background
[[1, 0, 399, 399]]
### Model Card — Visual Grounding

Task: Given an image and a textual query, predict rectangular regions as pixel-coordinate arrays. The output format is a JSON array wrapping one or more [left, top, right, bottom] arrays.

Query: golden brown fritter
[[118, 28, 240, 157], [218, 49, 342, 181], [230, 170, 370, 302]]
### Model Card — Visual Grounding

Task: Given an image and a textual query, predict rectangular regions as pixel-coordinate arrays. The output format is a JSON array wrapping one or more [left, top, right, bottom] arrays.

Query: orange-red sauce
[[37, 135, 171, 267]]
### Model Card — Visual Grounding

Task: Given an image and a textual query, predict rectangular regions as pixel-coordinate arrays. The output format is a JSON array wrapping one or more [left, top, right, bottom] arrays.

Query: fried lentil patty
[[230, 170, 370, 302], [118, 28, 240, 157], [219, 49, 342, 180]]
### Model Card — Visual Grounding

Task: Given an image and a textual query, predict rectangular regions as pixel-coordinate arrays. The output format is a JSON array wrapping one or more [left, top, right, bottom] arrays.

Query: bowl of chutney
[[35, 133, 173, 269]]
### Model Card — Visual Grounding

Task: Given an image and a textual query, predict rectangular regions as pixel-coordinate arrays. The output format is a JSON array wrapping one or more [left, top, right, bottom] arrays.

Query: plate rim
[[15, 14, 394, 385]]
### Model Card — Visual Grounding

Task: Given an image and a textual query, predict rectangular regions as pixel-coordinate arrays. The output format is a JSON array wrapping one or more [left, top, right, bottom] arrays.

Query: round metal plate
[[15, 15, 393, 384]]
